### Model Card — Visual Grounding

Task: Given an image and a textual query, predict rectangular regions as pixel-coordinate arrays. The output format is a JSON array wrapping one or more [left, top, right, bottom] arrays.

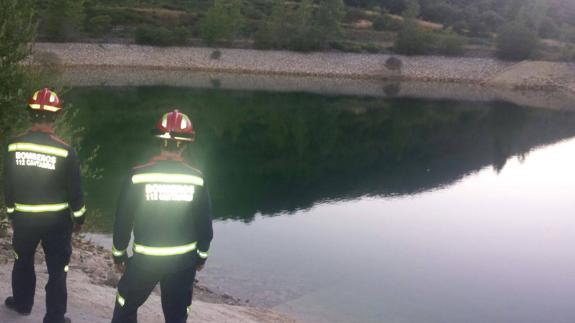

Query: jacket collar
[[30, 124, 55, 134]]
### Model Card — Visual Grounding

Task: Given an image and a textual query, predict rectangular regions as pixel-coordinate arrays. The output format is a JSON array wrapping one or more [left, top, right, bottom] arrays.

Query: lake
[[66, 85, 575, 323]]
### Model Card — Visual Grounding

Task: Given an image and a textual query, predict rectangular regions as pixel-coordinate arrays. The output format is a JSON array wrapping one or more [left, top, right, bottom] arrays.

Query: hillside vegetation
[[31, 0, 575, 60]]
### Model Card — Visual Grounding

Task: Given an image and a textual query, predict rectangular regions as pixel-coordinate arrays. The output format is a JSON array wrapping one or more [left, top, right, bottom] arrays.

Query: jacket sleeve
[[195, 183, 214, 265], [3, 145, 15, 220], [112, 173, 136, 263], [67, 148, 86, 224]]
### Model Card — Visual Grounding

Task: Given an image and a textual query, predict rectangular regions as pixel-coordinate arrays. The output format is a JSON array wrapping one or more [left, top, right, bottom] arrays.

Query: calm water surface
[[66, 86, 575, 323]]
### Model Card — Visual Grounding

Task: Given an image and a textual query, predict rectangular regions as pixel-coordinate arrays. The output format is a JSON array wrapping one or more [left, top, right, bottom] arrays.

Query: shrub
[[362, 42, 381, 53], [385, 56, 403, 71], [343, 7, 373, 23], [434, 31, 465, 56], [134, 25, 189, 46], [539, 18, 560, 39], [452, 21, 468, 34], [210, 50, 222, 59], [329, 40, 363, 53], [200, 0, 243, 45], [395, 19, 433, 55], [43, 0, 85, 41], [479, 11, 505, 32], [559, 44, 575, 62], [86, 15, 112, 37], [255, 0, 330, 52], [373, 14, 402, 31], [496, 22, 538, 60]]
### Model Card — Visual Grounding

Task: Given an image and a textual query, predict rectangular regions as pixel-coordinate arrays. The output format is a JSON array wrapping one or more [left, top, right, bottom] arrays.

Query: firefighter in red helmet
[[3, 88, 86, 323], [111, 109, 213, 323]]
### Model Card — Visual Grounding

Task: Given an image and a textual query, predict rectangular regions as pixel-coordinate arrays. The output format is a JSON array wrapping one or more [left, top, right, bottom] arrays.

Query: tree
[[403, 0, 420, 19], [434, 30, 465, 56], [395, 0, 433, 55], [515, 0, 549, 33], [496, 22, 538, 60], [200, 0, 243, 45], [254, 0, 324, 51], [86, 15, 112, 37], [315, 0, 345, 42], [0, 0, 36, 134], [44, 0, 85, 41]]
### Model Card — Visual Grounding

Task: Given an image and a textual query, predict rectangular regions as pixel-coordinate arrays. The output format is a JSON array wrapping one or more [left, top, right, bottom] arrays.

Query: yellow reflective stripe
[[64, 265, 69, 272], [197, 250, 209, 259], [132, 173, 204, 186], [117, 293, 126, 307], [173, 136, 193, 142], [13, 251, 19, 260], [8, 142, 68, 157], [112, 246, 126, 257], [73, 205, 87, 217], [15, 203, 69, 213], [29, 104, 61, 112], [133, 242, 197, 256], [187, 305, 191, 314], [6, 207, 14, 214]]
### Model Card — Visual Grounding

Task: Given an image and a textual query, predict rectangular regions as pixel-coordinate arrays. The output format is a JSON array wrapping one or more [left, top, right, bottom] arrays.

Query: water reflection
[[65, 87, 575, 229], [204, 139, 575, 322]]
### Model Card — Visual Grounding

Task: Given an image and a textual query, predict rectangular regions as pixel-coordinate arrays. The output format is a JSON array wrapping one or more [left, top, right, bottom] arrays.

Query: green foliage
[[421, 1, 460, 25], [538, 17, 559, 39], [134, 25, 189, 46], [43, 0, 85, 41], [385, 56, 403, 71], [395, 19, 432, 55], [315, 0, 345, 41], [86, 15, 113, 37], [433, 30, 465, 56], [343, 6, 373, 23], [255, 0, 322, 51], [496, 22, 538, 60], [479, 11, 505, 32], [403, 0, 420, 19], [329, 40, 363, 52], [362, 42, 381, 53], [0, 0, 36, 138], [373, 14, 402, 31], [559, 44, 575, 61], [394, 0, 432, 55], [200, 0, 243, 45], [210, 49, 222, 59], [515, 0, 549, 33]]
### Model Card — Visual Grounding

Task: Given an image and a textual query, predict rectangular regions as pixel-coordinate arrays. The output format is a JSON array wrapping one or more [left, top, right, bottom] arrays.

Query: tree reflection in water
[[65, 87, 575, 229]]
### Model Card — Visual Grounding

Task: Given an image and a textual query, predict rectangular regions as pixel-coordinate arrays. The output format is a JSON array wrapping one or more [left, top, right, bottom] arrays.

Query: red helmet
[[28, 88, 62, 112], [152, 109, 195, 142]]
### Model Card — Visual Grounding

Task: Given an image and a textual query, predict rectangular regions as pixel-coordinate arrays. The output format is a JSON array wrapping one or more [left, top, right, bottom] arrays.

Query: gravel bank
[[29, 43, 541, 84], [32, 42, 575, 110]]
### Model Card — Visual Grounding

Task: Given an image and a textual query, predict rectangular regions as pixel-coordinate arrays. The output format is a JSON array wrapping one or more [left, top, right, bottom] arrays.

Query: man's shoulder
[[8, 131, 71, 149], [178, 162, 204, 177]]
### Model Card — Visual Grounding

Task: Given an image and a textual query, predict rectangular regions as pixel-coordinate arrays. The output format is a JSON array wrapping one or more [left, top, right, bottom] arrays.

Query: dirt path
[[0, 263, 294, 322], [0, 224, 295, 323]]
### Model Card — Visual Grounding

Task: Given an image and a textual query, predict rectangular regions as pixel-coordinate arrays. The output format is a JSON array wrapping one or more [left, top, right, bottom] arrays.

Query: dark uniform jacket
[[112, 155, 213, 272], [3, 127, 86, 224]]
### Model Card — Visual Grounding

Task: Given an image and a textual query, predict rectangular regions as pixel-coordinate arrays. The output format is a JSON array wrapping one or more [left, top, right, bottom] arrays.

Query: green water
[[67, 86, 575, 322]]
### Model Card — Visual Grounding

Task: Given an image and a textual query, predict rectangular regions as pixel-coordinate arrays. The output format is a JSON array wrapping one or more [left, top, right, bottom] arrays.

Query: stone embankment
[[33, 42, 575, 92]]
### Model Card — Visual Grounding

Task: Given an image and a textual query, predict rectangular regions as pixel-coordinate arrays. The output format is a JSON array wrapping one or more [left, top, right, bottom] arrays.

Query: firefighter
[[111, 109, 213, 323], [3, 88, 86, 323]]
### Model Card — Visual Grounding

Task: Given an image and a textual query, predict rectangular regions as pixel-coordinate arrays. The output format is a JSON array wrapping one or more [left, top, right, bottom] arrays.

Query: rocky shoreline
[[0, 220, 295, 322], [33, 42, 575, 92]]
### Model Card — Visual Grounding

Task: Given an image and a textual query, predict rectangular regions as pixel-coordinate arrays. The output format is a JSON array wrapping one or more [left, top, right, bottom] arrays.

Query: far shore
[[33, 43, 575, 92]]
